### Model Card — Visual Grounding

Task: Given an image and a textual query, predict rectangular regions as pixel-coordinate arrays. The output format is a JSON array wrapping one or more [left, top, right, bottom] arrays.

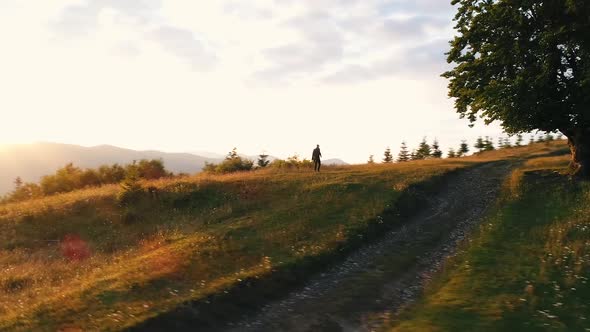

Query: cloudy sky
[[0, 0, 504, 163]]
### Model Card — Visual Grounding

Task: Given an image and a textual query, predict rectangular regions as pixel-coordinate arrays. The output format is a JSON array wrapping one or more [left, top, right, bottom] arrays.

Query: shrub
[[2, 160, 171, 205], [98, 164, 126, 184], [204, 148, 254, 174], [133, 159, 170, 180], [270, 155, 313, 169], [215, 157, 254, 173]]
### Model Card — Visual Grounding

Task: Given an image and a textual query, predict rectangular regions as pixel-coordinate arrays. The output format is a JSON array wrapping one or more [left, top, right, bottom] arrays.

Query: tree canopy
[[444, 0, 590, 174]]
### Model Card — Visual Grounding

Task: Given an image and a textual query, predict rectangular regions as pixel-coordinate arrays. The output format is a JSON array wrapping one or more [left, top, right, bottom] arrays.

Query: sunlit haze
[[0, 0, 504, 163]]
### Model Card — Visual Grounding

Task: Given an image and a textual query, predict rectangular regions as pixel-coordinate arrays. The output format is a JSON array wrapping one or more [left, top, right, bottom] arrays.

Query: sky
[[0, 0, 505, 163]]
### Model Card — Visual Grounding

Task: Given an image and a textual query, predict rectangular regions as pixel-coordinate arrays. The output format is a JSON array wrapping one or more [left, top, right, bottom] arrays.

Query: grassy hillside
[[0, 141, 568, 331], [390, 146, 590, 331]]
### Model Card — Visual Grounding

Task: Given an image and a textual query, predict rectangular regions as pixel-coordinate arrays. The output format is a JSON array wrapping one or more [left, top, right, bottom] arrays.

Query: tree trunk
[[567, 128, 590, 178]]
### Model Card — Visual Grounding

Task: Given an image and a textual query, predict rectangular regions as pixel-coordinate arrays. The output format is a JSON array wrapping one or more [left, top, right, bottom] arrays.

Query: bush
[[4, 183, 43, 203], [132, 159, 170, 180], [40, 163, 82, 195], [98, 164, 126, 184], [270, 155, 313, 170], [215, 157, 254, 173], [2, 159, 171, 205], [204, 148, 254, 174]]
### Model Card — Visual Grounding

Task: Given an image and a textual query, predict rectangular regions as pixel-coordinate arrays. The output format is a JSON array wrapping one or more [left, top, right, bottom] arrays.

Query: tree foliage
[[397, 142, 410, 162], [475, 137, 485, 152], [515, 134, 524, 147], [448, 148, 457, 158], [117, 166, 144, 207], [459, 140, 470, 156], [415, 138, 432, 160], [257, 154, 270, 168], [383, 147, 393, 163], [431, 139, 443, 158], [270, 155, 313, 169], [204, 148, 254, 174], [483, 136, 495, 151], [444, 0, 590, 175], [1, 159, 171, 204]]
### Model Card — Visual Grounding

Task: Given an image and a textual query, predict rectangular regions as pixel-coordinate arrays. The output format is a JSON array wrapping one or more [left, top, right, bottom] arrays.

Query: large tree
[[444, 0, 590, 176]]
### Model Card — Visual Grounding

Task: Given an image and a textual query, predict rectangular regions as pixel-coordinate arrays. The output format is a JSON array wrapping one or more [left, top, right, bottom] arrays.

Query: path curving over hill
[[226, 161, 515, 332]]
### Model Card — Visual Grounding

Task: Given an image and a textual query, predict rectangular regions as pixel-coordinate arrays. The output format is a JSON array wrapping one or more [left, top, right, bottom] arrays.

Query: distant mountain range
[[0, 142, 348, 195], [0, 142, 220, 195], [322, 159, 348, 166]]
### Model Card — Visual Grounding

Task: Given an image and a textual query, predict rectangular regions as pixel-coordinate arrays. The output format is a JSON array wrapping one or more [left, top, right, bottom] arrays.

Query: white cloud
[[0, 0, 506, 163], [147, 26, 217, 70]]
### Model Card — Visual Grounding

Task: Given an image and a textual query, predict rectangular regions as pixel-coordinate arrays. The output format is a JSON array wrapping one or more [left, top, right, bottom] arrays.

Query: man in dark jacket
[[312, 144, 322, 172]]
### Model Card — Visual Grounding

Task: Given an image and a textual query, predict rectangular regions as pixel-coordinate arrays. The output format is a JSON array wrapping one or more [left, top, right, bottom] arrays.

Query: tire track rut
[[226, 161, 514, 332]]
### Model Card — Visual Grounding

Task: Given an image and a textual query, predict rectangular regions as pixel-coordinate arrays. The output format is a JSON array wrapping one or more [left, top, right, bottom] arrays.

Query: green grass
[[0, 141, 569, 331], [390, 153, 590, 331]]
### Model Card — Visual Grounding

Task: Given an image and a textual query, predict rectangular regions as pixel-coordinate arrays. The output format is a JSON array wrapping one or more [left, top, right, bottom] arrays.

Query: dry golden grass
[[0, 141, 570, 331]]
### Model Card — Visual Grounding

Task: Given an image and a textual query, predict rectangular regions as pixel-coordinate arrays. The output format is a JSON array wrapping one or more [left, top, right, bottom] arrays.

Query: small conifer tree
[[431, 139, 443, 158], [257, 154, 270, 168], [447, 148, 457, 158], [458, 140, 469, 156], [383, 147, 393, 163], [475, 137, 485, 152], [483, 136, 495, 151], [396, 142, 410, 162], [415, 137, 432, 160], [515, 134, 523, 147], [14, 177, 23, 190], [227, 147, 239, 160]]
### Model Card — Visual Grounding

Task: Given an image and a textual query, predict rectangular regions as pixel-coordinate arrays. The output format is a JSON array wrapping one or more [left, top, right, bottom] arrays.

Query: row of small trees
[[2, 159, 171, 204], [372, 132, 563, 164], [371, 138, 469, 164], [203, 148, 314, 174], [474, 132, 562, 153]]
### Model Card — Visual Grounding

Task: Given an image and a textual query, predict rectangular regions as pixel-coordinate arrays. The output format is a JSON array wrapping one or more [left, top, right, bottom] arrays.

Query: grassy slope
[[0, 142, 566, 331], [390, 147, 590, 331]]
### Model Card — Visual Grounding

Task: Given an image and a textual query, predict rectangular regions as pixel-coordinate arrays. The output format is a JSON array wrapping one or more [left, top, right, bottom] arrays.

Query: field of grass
[[390, 146, 590, 331], [0, 141, 569, 331]]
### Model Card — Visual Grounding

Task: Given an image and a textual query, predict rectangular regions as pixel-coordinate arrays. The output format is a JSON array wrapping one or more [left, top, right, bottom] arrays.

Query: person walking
[[312, 144, 322, 172]]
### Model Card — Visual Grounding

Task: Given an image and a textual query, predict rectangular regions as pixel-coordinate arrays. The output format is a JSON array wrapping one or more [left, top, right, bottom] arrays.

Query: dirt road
[[226, 161, 514, 332]]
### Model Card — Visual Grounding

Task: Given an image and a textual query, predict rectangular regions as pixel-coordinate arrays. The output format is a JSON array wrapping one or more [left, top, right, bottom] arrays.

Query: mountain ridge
[[0, 142, 219, 195], [0, 142, 348, 195]]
